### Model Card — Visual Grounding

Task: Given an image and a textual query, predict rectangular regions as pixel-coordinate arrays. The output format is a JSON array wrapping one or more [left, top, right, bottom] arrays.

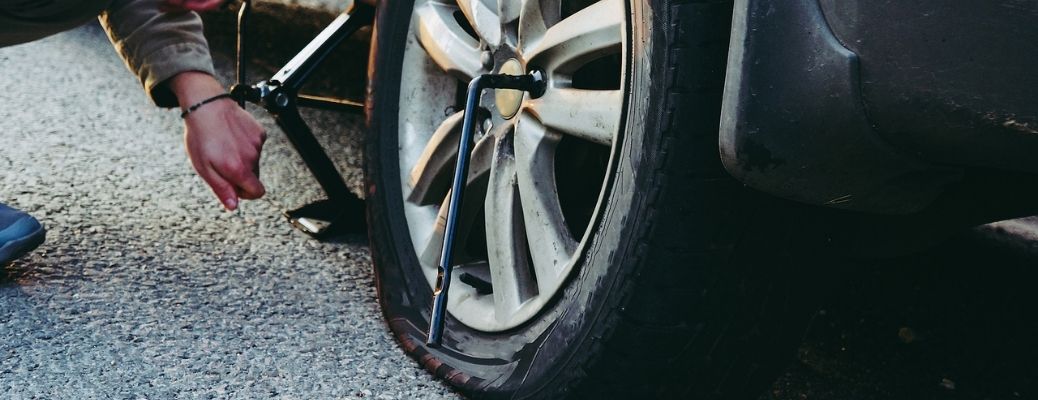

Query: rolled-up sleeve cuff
[[139, 42, 216, 108]]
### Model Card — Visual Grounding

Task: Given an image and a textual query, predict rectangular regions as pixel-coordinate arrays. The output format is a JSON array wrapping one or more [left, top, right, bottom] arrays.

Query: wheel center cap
[[495, 59, 525, 120]]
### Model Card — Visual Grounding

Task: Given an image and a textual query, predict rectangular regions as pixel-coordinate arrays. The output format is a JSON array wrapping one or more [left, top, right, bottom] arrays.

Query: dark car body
[[720, 0, 1038, 220]]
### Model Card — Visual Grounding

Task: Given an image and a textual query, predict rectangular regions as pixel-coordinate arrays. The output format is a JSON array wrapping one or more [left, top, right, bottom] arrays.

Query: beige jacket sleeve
[[99, 0, 217, 108]]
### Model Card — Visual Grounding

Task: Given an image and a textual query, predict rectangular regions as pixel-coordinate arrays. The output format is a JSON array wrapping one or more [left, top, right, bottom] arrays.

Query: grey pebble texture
[[0, 24, 458, 399]]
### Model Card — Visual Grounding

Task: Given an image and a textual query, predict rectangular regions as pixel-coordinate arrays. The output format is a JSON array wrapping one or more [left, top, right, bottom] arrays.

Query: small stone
[[940, 378, 956, 390]]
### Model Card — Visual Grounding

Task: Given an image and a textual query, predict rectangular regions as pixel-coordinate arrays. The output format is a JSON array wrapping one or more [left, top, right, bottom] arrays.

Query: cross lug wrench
[[426, 71, 547, 348]]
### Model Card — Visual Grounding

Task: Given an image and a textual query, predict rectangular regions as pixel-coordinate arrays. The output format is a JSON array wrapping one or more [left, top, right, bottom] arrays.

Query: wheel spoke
[[408, 112, 463, 205], [525, 88, 622, 146], [408, 113, 495, 205], [518, 0, 559, 53], [467, 130, 496, 182], [418, 194, 449, 267], [418, 173, 489, 269], [457, 0, 503, 47], [484, 136, 536, 321], [523, 0, 624, 75], [514, 115, 578, 291], [498, 0, 521, 24], [414, 1, 485, 80]]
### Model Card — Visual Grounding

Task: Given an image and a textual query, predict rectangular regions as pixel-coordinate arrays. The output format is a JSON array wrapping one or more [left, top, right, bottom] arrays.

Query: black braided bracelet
[[180, 93, 234, 119]]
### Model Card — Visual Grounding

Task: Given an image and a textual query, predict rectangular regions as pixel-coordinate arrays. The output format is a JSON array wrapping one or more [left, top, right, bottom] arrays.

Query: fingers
[[206, 153, 263, 200], [197, 157, 265, 210], [233, 123, 267, 200], [233, 168, 267, 200], [214, 147, 266, 202], [198, 164, 240, 211]]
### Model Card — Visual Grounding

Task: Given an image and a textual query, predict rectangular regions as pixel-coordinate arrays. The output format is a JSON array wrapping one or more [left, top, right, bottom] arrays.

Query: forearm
[[100, 0, 215, 108]]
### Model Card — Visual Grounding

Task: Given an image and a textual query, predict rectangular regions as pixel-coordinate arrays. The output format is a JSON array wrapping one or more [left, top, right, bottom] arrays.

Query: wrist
[[169, 71, 227, 109], [180, 93, 236, 119]]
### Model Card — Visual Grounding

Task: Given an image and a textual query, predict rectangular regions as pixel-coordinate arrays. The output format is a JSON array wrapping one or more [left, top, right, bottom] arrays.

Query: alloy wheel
[[397, 0, 628, 331]]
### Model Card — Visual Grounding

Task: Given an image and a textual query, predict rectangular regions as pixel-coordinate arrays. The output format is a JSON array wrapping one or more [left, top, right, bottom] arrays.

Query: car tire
[[366, 0, 845, 398]]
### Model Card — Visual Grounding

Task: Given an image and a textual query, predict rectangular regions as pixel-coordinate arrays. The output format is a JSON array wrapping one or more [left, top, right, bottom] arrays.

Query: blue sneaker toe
[[0, 204, 46, 266]]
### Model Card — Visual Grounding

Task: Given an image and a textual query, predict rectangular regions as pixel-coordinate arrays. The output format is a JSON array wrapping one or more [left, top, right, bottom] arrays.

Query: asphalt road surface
[[0, 24, 456, 399], [2, 24, 1036, 399]]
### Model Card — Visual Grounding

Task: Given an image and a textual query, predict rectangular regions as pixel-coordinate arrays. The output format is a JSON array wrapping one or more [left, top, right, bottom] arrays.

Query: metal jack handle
[[230, 1, 373, 238], [426, 72, 547, 348], [235, 0, 252, 107]]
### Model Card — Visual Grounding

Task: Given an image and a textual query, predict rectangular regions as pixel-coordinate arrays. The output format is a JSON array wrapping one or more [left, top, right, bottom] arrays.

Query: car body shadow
[[768, 226, 1038, 399]]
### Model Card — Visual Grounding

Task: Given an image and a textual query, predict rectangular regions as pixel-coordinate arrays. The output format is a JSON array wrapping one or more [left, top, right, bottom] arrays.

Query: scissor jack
[[228, 0, 546, 346], [229, 0, 372, 238]]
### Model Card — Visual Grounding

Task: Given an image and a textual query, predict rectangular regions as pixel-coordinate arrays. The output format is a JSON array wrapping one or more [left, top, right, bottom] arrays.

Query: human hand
[[171, 72, 267, 211], [160, 0, 228, 12]]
